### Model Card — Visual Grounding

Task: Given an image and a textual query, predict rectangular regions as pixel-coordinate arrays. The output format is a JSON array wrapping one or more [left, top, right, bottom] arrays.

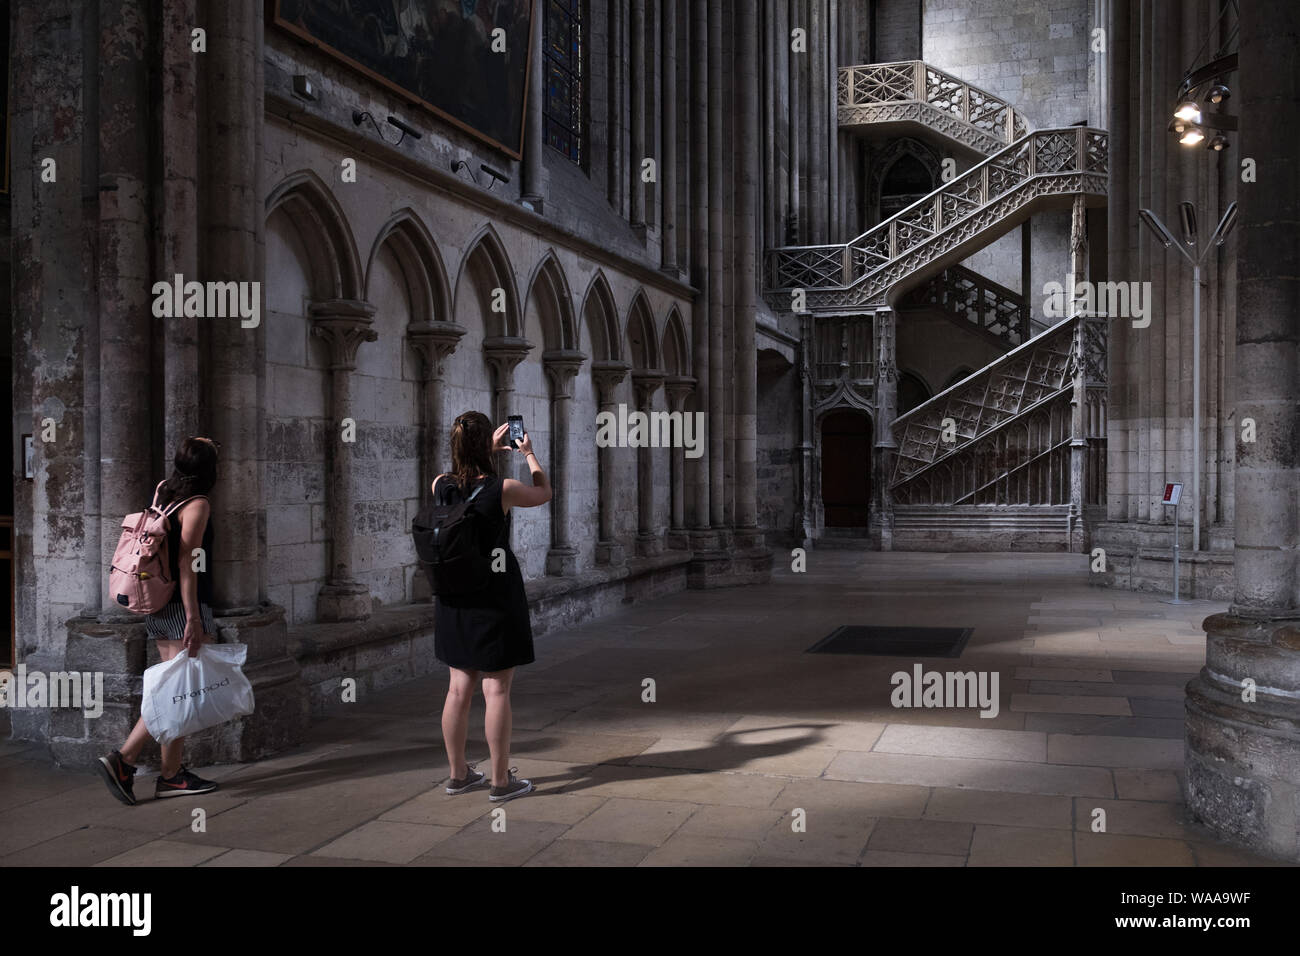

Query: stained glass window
[[543, 0, 583, 164]]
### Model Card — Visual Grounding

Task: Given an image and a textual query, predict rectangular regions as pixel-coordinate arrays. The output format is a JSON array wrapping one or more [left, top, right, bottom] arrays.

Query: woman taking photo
[[96, 436, 222, 804], [433, 412, 550, 802]]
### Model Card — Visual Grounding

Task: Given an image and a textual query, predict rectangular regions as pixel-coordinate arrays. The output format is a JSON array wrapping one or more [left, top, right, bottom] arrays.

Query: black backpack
[[412, 477, 493, 596]]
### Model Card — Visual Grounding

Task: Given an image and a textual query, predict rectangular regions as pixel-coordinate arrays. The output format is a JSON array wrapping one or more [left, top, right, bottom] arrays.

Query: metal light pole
[[1137, 201, 1238, 553]]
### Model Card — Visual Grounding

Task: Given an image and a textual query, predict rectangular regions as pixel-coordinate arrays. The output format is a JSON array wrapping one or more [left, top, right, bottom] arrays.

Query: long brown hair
[[449, 411, 495, 491], [157, 437, 219, 509]]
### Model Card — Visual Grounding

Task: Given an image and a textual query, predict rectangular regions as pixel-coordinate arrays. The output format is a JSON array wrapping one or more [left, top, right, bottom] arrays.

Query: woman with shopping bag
[[96, 436, 227, 805]]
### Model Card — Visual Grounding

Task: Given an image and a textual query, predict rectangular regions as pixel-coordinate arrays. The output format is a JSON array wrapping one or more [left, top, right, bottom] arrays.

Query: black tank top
[[164, 499, 215, 605], [437, 474, 510, 553]]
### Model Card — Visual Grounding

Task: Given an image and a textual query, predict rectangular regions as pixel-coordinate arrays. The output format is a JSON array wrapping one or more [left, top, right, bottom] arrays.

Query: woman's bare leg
[[481, 668, 515, 786], [120, 640, 187, 774], [442, 667, 478, 779]]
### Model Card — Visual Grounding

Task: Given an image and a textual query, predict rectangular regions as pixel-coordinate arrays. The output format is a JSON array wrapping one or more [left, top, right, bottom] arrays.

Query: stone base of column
[[635, 532, 663, 557], [665, 529, 691, 550], [30, 614, 147, 767], [318, 582, 372, 622], [546, 547, 579, 575], [1184, 615, 1300, 862], [185, 605, 310, 764], [689, 528, 720, 551], [869, 509, 894, 551], [44, 605, 308, 769], [733, 527, 765, 550], [595, 540, 626, 567], [521, 194, 544, 215]]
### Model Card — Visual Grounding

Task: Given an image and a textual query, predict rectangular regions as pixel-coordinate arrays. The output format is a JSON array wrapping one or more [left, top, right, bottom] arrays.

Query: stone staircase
[[772, 60, 1109, 554], [837, 60, 1030, 157], [765, 125, 1107, 312], [884, 313, 1108, 552]]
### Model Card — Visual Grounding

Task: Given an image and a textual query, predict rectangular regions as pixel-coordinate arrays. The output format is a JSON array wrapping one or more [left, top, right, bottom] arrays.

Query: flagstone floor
[[1, 552, 1291, 867]]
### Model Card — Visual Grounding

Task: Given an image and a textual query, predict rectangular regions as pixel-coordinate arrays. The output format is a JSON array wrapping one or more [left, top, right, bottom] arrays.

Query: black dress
[[433, 474, 536, 672]]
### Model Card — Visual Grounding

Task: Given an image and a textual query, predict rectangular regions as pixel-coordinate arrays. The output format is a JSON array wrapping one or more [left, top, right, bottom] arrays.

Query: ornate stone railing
[[766, 128, 1108, 312], [898, 264, 1029, 349], [888, 314, 1107, 507], [838, 61, 1031, 154]]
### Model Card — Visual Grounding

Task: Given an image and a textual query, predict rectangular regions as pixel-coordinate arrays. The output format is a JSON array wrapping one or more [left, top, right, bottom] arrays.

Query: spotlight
[[1206, 83, 1230, 105], [1210, 202, 1239, 246], [480, 163, 511, 188], [1138, 209, 1179, 249], [1178, 126, 1205, 146], [1207, 134, 1229, 151], [386, 115, 423, 140], [1174, 99, 1202, 124], [1168, 118, 1187, 134], [1179, 202, 1198, 246]]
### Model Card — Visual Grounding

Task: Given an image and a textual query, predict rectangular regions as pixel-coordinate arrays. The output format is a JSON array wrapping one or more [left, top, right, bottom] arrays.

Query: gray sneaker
[[446, 762, 487, 795], [488, 767, 534, 802]]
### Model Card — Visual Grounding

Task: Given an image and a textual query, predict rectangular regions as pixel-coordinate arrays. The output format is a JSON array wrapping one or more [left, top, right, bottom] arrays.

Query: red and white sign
[[1162, 482, 1183, 506]]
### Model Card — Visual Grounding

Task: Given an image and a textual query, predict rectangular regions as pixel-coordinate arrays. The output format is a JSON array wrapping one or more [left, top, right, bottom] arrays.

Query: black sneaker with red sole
[[95, 751, 138, 806], [154, 766, 219, 799]]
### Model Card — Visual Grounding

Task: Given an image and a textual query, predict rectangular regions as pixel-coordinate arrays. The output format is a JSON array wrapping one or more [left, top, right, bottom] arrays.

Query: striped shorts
[[144, 600, 217, 641]]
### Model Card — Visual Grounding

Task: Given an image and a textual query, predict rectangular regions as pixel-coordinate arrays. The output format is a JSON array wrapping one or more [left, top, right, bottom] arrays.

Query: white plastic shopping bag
[[141, 643, 255, 746]]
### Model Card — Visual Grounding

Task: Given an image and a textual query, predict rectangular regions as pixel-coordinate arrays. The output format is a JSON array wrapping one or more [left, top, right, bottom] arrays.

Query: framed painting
[[270, 0, 535, 159]]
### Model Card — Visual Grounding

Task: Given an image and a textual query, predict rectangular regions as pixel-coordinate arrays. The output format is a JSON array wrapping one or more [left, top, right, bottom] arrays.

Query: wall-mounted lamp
[[351, 110, 421, 146]]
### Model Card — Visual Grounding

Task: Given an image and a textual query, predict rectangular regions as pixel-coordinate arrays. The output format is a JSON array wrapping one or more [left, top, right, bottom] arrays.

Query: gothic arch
[[579, 270, 621, 362], [660, 306, 690, 376], [365, 209, 451, 325], [524, 249, 578, 351], [625, 289, 661, 371], [265, 169, 363, 301], [867, 138, 944, 222], [454, 223, 521, 337]]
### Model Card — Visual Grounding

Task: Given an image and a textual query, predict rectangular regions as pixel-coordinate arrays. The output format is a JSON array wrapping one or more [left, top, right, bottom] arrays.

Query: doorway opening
[[820, 409, 872, 528]]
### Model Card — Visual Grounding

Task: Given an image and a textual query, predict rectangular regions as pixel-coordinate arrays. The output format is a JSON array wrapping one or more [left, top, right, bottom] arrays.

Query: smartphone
[[507, 415, 524, 448]]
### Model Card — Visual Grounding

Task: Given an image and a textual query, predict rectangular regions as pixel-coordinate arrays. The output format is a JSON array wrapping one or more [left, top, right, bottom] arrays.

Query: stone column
[[407, 321, 467, 492], [205, 0, 265, 610], [1186, 0, 1300, 862], [660, 0, 678, 271], [199, 0, 307, 761], [734, 0, 761, 546], [522, 1, 544, 212], [162, 0, 200, 450], [706, 0, 726, 530], [688, 0, 714, 548], [544, 350, 587, 574], [483, 336, 535, 477], [406, 322, 465, 601], [311, 300, 378, 623], [632, 371, 665, 556], [871, 308, 897, 551], [592, 361, 631, 565], [629, 0, 646, 233], [664, 376, 696, 549], [1068, 193, 1089, 553]]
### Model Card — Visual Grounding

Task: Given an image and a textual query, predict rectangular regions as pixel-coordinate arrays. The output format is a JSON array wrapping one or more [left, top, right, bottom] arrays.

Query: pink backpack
[[109, 481, 206, 615]]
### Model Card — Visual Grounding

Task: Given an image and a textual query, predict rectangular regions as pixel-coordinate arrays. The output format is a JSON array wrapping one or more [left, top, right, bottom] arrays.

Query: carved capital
[[482, 335, 535, 389], [542, 349, 588, 399], [591, 360, 631, 406], [407, 320, 468, 380], [663, 374, 697, 411], [310, 299, 378, 370], [631, 370, 665, 409]]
